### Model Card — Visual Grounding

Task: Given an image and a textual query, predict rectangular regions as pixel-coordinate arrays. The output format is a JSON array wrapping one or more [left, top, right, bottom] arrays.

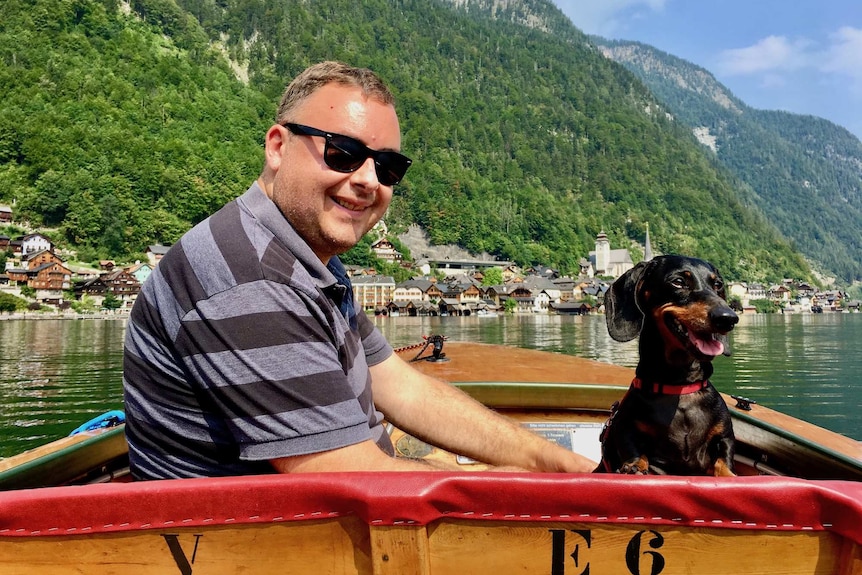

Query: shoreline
[[2, 308, 855, 321], [0, 310, 131, 321]]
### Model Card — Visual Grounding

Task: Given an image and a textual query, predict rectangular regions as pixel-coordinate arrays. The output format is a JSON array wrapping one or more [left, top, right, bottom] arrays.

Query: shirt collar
[[238, 182, 355, 324], [238, 181, 338, 291]]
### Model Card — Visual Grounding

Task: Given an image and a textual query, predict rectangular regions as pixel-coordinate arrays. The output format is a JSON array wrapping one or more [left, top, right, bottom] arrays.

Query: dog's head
[[605, 255, 739, 359]]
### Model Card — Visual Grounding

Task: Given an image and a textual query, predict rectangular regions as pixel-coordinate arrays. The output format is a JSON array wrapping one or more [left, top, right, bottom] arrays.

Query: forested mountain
[[0, 0, 815, 283], [593, 39, 862, 283]]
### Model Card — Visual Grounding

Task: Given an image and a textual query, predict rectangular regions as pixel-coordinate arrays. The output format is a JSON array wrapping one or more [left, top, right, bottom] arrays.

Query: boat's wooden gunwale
[[0, 426, 128, 490], [0, 433, 97, 473], [731, 410, 862, 480]]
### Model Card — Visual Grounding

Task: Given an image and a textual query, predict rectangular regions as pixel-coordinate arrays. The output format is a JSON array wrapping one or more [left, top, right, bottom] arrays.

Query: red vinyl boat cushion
[[1, 473, 861, 544]]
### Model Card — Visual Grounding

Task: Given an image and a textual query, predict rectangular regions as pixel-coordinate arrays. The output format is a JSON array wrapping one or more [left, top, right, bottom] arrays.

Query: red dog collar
[[631, 378, 709, 395]]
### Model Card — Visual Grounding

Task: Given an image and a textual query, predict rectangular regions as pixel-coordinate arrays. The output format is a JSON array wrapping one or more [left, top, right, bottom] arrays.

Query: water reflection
[[0, 319, 126, 456], [709, 313, 861, 440]]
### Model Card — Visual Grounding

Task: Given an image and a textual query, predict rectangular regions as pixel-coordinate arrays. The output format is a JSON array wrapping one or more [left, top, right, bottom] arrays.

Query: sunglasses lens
[[374, 153, 411, 186], [324, 137, 366, 173], [325, 136, 411, 186]]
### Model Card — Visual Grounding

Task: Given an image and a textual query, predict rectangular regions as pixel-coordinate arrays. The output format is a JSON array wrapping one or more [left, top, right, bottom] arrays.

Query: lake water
[[0, 313, 859, 458]]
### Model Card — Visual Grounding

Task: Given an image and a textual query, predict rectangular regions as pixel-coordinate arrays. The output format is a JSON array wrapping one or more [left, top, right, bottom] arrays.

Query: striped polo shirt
[[123, 182, 394, 479]]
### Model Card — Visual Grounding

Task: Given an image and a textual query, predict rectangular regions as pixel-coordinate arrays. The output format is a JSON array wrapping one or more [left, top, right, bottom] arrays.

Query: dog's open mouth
[[687, 330, 724, 357], [665, 314, 726, 357]]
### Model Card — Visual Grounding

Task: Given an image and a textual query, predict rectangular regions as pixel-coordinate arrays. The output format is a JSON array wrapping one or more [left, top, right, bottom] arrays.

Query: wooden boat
[[1, 340, 861, 574]]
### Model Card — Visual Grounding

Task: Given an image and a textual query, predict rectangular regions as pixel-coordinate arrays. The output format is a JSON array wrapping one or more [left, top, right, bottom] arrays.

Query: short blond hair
[[274, 61, 396, 125]]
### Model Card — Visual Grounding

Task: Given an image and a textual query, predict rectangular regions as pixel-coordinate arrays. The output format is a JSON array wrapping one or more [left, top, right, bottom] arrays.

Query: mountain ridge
[[591, 37, 862, 283], [0, 0, 841, 285]]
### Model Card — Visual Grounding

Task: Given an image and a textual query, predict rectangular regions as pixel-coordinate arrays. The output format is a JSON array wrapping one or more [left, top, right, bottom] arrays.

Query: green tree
[[0, 292, 23, 313], [750, 299, 780, 314], [71, 295, 98, 314], [503, 298, 518, 314], [340, 236, 378, 268], [99, 193, 126, 256], [102, 293, 123, 310], [482, 267, 503, 287]]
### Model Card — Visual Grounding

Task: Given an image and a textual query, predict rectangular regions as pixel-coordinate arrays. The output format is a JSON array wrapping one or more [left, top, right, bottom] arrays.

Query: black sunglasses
[[285, 123, 412, 186]]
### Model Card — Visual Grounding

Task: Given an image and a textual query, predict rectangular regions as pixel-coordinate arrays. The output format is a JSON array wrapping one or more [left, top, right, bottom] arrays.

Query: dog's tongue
[[689, 332, 724, 356]]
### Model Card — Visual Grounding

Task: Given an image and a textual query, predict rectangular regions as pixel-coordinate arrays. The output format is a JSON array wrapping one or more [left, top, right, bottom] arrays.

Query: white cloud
[[715, 27, 862, 96], [716, 36, 812, 76], [823, 26, 862, 86]]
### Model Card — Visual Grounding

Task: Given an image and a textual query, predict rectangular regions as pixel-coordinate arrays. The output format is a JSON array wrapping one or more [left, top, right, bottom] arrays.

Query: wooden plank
[[837, 539, 862, 575], [454, 381, 628, 412], [400, 341, 633, 385], [1, 520, 850, 575], [427, 521, 848, 575], [370, 525, 431, 575], [0, 520, 372, 575], [0, 434, 95, 472]]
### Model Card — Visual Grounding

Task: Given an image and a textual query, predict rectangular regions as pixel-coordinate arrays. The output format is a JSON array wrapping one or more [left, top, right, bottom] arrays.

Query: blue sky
[[552, 1, 862, 140]]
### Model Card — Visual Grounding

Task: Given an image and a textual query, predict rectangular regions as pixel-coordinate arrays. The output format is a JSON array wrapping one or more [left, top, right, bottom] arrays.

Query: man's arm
[[271, 353, 595, 474], [270, 437, 467, 473], [369, 352, 596, 473]]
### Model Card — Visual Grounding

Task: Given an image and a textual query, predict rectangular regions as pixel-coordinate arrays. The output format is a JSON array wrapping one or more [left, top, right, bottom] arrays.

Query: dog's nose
[[710, 307, 739, 332]]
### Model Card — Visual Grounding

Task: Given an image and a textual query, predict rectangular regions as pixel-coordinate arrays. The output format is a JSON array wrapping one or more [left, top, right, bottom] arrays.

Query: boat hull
[[2, 472, 862, 575]]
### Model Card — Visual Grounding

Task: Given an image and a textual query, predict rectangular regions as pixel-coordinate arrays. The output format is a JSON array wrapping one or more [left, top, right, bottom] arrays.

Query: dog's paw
[[617, 457, 649, 474], [712, 458, 737, 477]]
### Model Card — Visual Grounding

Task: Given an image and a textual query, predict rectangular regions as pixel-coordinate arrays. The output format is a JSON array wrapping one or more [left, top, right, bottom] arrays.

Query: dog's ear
[[605, 262, 648, 342]]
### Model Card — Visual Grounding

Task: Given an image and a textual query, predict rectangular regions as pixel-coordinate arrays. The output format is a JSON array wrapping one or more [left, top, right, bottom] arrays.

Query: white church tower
[[595, 231, 610, 275]]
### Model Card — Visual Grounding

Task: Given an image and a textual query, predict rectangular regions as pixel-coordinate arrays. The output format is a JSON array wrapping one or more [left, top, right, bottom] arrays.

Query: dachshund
[[597, 255, 739, 476]]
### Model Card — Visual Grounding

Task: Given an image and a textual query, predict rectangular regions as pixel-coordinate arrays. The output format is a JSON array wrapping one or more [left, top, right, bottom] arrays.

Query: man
[[123, 61, 595, 479]]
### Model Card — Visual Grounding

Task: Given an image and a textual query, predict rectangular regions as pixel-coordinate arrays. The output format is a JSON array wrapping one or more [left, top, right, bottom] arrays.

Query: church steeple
[[644, 223, 653, 262]]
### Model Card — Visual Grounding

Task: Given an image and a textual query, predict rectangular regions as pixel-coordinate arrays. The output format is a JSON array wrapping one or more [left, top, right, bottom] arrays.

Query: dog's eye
[[714, 280, 724, 291], [670, 277, 687, 289]]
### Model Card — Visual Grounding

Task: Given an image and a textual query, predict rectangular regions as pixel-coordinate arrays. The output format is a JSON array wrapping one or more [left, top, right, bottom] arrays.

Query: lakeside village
[[0, 217, 857, 317]]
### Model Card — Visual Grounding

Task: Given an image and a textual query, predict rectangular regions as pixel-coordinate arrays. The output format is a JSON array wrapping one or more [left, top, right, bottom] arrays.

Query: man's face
[[265, 83, 402, 263]]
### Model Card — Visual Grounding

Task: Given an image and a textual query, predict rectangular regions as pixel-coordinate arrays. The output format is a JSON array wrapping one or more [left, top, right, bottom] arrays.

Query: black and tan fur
[[597, 255, 738, 476]]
